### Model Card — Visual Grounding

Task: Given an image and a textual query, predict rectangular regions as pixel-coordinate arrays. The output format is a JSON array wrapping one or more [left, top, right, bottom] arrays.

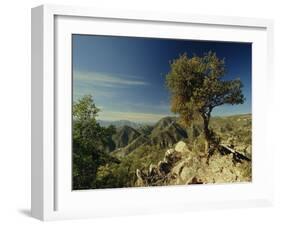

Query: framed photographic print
[[31, 4, 274, 221]]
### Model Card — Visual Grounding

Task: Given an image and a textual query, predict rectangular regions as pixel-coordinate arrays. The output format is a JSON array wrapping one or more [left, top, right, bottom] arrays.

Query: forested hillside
[[72, 95, 251, 189]]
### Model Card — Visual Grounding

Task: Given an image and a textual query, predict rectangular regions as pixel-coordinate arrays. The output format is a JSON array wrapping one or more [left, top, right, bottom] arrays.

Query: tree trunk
[[202, 115, 211, 153]]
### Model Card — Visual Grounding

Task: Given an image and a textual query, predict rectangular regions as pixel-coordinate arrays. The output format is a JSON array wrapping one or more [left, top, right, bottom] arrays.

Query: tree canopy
[[166, 52, 245, 152], [72, 95, 118, 189]]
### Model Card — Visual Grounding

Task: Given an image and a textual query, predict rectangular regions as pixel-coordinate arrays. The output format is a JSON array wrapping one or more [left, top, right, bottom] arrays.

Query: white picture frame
[[31, 4, 274, 221]]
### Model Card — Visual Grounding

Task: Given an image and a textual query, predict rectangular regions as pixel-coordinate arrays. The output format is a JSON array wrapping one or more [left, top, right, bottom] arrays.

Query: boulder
[[171, 159, 197, 184], [164, 148, 182, 164], [175, 141, 190, 153], [164, 149, 175, 157]]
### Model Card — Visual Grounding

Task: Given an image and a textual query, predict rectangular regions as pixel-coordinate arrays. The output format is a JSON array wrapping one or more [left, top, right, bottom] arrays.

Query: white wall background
[[0, 0, 280, 225]]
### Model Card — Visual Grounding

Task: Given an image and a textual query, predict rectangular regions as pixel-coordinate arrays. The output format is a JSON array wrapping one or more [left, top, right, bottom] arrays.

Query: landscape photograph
[[72, 34, 252, 190]]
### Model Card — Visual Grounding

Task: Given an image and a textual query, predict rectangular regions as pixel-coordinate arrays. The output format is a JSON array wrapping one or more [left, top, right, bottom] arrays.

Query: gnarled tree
[[166, 52, 245, 155]]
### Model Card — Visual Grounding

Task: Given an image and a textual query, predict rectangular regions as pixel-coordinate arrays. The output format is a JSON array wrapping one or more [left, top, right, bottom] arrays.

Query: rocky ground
[[135, 141, 252, 187]]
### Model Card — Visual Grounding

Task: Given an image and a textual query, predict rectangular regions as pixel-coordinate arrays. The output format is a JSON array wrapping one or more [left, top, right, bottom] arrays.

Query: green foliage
[[210, 114, 251, 145], [166, 52, 245, 148], [166, 52, 244, 119], [72, 95, 117, 190], [95, 145, 165, 188], [73, 95, 100, 121]]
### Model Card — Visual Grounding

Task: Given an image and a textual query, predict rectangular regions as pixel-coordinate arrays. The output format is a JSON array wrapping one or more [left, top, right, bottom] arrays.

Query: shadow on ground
[[18, 209, 31, 217]]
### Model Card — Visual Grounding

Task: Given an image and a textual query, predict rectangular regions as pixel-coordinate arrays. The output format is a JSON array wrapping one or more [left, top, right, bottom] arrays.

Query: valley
[[94, 114, 252, 188]]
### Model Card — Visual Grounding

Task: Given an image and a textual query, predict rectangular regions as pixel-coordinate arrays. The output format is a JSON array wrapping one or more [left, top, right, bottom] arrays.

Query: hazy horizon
[[96, 112, 252, 126]]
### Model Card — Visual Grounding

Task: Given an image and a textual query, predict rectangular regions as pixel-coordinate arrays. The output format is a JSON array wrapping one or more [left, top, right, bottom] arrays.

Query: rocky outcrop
[[135, 148, 182, 186], [135, 140, 251, 187]]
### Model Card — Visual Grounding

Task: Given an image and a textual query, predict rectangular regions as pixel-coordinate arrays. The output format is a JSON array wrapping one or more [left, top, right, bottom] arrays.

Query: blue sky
[[73, 35, 252, 123]]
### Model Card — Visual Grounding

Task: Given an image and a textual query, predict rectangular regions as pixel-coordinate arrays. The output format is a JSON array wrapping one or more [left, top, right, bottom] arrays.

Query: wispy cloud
[[74, 71, 149, 88], [97, 111, 172, 123], [74, 89, 114, 100]]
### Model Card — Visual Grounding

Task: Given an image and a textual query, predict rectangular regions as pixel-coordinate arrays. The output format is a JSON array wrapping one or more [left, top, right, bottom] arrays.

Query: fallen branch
[[219, 144, 251, 162]]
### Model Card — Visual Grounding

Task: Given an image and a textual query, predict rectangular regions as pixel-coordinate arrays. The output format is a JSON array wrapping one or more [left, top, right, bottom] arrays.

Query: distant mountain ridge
[[111, 116, 188, 157], [112, 126, 141, 149], [97, 120, 144, 129], [103, 114, 252, 158], [150, 117, 187, 148]]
